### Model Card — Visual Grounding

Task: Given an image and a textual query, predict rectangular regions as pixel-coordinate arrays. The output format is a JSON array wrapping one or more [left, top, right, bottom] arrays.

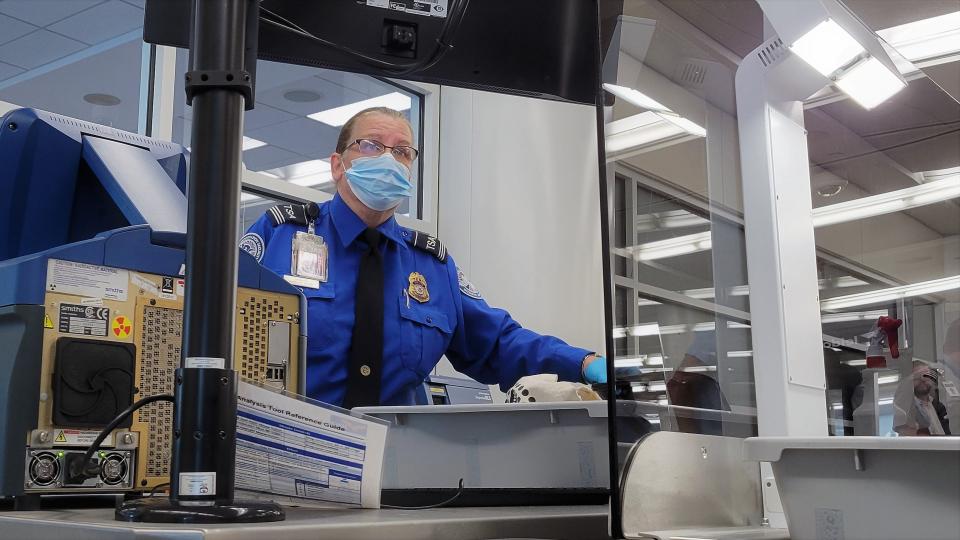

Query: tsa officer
[[241, 107, 607, 407]]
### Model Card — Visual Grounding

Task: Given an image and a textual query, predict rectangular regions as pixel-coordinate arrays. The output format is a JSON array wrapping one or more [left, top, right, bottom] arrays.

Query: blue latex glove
[[582, 355, 607, 384]]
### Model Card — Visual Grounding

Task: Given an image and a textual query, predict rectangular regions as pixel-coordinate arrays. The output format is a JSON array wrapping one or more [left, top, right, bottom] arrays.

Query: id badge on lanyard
[[291, 221, 328, 283]]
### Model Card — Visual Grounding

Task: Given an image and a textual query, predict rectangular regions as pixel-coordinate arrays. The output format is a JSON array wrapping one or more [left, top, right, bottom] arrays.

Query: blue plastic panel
[[82, 136, 187, 235]]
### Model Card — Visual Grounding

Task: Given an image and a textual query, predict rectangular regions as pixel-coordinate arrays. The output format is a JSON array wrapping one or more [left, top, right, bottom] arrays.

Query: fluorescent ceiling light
[[682, 285, 751, 300], [845, 359, 867, 366], [820, 276, 960, 310], [790, 19, 865, 76], [603, 83, 706, 139], [242, 136, 267, 151], [812, 174, 960, 227], [660, 114, 707, 138], [648, 381, 667, 393], [605, 112, 693, 157], [631, 231, 712, 262], [878, 11, 960, 63], [820, 276, 870, 289], [835, 57, 907, 109], [615, 357, 645, 368], [308, 92, 412, 126], [636, 210, 709, 232], [878, 375, 900, 385], [821, 309, 889, 324], [726, 350, 753, 358], [603, 84, 672, 114]]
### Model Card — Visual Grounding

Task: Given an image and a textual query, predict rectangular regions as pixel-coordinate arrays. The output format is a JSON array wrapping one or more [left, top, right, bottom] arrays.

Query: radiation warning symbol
[[112, 315, 132, 338]]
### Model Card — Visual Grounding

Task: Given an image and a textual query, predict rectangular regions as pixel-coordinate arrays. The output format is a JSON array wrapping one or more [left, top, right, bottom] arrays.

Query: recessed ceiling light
[[283, 89, 323, 103], [83, 93, 121, 106], [307, 93, 412, 126]]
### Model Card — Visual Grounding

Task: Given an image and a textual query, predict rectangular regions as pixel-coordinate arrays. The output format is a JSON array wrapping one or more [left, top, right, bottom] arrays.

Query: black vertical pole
[[169, 0, 249, 507], [117, 0, 281, 523], [596, 1, 624, 538]]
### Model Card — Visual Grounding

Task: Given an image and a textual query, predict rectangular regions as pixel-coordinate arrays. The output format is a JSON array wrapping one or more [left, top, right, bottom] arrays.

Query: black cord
[[70, 394, 175, 481], [258, 0, 470, 76], [381, 478, 465, 510], [148, 482, 170, 497]]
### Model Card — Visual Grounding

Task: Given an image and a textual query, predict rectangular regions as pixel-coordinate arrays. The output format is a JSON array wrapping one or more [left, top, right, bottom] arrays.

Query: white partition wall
[[435, 87, 606, 395]]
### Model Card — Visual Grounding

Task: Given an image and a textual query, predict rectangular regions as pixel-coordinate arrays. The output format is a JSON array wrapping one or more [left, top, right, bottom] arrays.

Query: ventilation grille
[[758, 38, 786, 68], [239, 296, 285, 383], [40, 110, 180, 151], [675, 60, 709, 87], [134, 295, 285, 478], [137, 306, 181, 478]]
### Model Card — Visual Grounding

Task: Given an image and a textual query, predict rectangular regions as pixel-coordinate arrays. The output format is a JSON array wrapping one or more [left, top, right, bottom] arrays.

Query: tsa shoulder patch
[[405, 230, 447, 263], [239, 232, 265, 262], [457, 266, 482, 300], [266, 203, 314, 227]]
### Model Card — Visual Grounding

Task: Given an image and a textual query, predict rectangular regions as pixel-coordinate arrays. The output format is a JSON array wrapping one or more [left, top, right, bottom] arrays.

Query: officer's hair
[[335, 107, 414, 154]]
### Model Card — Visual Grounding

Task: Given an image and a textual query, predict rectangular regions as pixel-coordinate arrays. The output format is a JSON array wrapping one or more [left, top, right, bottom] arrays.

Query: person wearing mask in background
[[240, 107, 607, 408], [893, 362, 948, 436], [938, 318, 960, 431]]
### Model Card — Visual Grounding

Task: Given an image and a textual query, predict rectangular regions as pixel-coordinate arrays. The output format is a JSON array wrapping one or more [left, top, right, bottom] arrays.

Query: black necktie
[[343, 228, 384, 408]]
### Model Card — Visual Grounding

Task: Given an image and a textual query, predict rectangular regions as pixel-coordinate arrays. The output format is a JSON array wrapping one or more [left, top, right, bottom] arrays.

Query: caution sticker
[[112, 315, 133, 339], [53, 429, 108, 446], [59, 304, 110, 336], [43, 314, 54, 329]]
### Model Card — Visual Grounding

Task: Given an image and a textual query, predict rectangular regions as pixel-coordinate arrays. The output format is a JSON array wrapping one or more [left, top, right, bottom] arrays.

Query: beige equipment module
[[24, 264, 302, 494]]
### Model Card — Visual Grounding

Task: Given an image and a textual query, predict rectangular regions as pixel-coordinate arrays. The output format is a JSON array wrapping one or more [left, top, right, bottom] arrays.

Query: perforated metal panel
[[239, 296, 286, 384], [137, 305, 180, 478]]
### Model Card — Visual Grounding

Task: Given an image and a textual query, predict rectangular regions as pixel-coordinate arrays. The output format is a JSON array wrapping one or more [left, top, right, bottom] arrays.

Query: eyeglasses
[[348, 138, 419, 162]]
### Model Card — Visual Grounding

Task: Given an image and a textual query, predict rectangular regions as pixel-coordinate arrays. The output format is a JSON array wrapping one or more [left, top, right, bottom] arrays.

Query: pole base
[[116, 497, 285, 523]]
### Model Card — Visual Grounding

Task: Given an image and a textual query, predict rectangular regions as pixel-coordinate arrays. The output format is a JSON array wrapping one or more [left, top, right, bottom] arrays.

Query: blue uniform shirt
[[241, 194, 590, 406]]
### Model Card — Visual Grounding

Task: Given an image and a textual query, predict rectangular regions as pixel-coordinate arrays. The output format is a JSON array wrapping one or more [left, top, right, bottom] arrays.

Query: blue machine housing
[[0, 109, 308, 498], [0, 107, 303, 305]]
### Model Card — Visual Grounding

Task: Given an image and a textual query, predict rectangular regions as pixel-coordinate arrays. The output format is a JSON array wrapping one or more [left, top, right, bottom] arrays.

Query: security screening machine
[[0, 108, 306, 510]]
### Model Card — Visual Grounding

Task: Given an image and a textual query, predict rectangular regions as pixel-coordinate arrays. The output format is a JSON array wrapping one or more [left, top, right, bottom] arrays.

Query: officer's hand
[[582, 355, 607, 384]]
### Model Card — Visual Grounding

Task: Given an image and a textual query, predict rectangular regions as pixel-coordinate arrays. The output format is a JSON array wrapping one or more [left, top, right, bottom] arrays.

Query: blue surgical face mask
[[342, 154, 413, 211]]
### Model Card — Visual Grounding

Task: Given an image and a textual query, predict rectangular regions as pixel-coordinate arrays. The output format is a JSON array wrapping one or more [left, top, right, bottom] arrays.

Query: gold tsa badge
[[408, 272, 429, 303]]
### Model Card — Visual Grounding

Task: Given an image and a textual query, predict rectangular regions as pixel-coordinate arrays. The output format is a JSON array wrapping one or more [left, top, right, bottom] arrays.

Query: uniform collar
[[330, 193, 405, 247]]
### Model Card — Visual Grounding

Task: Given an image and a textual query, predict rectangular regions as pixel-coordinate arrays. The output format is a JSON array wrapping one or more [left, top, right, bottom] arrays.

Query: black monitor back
[[145, 0, 615, 105]]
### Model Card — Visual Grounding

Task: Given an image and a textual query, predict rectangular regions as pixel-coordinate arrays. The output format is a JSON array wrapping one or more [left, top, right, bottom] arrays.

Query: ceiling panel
[[48, 0, 143, 45], [247, 116, 340, 157], [0, 39, 141, 131], [243, 145, 309, 172], [242, 102, 301, 131], [922, 62, 960, 104], [255, 74, 367, 117], [0, 29, 86, 69], [0, 13, 36, 46], [843, 0, 960, 32], [660, 0, 763, 58], [312, 69, 404, 98], [0, 61, 24, 81], [0, 0, 104, 27]]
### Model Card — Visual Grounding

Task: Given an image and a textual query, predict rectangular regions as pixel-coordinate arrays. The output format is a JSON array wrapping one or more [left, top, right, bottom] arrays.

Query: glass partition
[[807, 19, 960, 436], [606, 0, 758, 448], [171, 51, 425, 226]]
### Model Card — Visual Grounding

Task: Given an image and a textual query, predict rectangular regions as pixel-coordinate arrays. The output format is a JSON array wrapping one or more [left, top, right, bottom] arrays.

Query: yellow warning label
[[43, 314, 54, 329], [55, 431, 67, 443], [111, 315, 132, 339]]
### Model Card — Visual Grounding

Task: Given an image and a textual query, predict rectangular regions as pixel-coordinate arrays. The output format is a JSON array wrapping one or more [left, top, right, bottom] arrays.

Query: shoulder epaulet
[[404, 230, 447, 263], [265, 202, 319, 227]]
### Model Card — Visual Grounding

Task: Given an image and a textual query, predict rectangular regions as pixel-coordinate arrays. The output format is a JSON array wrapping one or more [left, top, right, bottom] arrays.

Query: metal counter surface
[[0, 504, 609, 540]]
